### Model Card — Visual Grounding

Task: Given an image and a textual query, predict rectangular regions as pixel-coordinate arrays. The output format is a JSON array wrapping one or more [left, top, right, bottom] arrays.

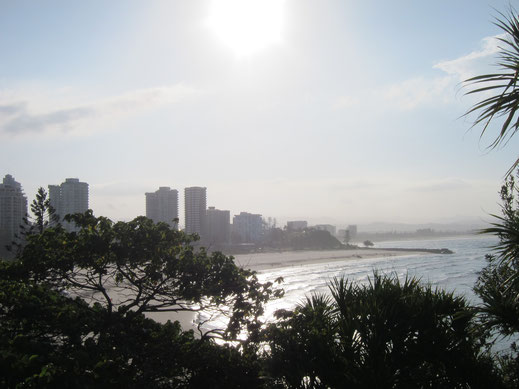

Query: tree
[[265, 273, 501, 388], [465, 8, 519, 176], [0, 211, 282, 387], [363, 239, 374, 247], [27, 187, 59, 234], [474, 173, 519, 387]]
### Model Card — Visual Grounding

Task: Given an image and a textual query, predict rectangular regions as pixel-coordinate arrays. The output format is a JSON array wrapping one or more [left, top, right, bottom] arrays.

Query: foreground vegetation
[[1, 178, 519, 387]]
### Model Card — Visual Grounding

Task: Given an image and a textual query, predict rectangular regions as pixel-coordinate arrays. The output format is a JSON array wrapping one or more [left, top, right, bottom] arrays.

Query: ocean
[[249, 235, 498, 322]]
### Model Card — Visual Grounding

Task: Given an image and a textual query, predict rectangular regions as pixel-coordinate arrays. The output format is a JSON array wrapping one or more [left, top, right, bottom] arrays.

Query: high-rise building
[[49, 178, 89, 232], [184, 186, 207, 236], [145, 187, 179, 228], [205, 206, 230, 245], [0, 174, 27, 258], [232, 212, 263, 243], [348, 225, 358, 240]]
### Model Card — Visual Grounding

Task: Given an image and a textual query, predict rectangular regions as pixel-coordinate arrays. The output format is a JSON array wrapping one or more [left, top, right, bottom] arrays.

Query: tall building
[[232, 212, 263, 243], [205, 206, 230, 245], [348, 225, 358, 240], [0, 174, 27, 258], [184, 186, 207, 236], [145, 187, 179, 228], [49, 178, 89, 232]]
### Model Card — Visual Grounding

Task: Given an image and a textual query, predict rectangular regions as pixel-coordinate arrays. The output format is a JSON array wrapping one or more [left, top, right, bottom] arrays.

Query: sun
[[207, 0, 285, 57]]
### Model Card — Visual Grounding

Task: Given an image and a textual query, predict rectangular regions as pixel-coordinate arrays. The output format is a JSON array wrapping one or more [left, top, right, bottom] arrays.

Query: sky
[[1, 0, 518, 228]]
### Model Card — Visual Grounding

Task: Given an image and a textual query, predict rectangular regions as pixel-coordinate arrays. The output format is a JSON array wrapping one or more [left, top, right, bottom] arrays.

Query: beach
[[233, 248, 428, 271]]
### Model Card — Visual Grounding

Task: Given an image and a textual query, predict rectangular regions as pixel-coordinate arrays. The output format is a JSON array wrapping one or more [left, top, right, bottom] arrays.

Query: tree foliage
[[465, 8, 519, 175], [0, 211, 281, 387], [265, 273, 500, 389], [28, 187, 59, 234], [476, 173, 519, 335], [474, 173, 519, 387]]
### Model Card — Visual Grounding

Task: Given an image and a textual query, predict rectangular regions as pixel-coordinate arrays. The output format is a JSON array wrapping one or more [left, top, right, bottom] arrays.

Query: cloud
[[0, 102, 26, 116], [0, 84, 199, 137], [3, 106, 95, 134], [333, 34, 505, 112], [378, 76, 453, 111], [433, 34, 504, 81]]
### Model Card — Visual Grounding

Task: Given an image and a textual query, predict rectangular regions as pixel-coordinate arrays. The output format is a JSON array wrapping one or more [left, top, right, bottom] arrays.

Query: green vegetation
[[261, 227, 344, 251], [2, 185, 519, 387], [265, 274, 500, 388], [0, 208, 281, 387], [363, 239, 374, 247]]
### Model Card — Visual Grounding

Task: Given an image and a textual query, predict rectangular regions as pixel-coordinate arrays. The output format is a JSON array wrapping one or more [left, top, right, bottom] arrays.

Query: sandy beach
[[233, 248, 427, 271]]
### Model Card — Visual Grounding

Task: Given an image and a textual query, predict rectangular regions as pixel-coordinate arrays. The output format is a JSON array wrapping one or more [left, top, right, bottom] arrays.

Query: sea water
[[254, 235, 498, 322], [199, 235, 511, 346]]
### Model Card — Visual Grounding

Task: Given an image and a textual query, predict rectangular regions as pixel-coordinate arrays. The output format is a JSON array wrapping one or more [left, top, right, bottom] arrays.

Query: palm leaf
[[465, 8, 519, 175]]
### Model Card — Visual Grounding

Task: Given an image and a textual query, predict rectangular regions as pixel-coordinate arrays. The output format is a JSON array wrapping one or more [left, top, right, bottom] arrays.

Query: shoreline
[[234, 248, 435, 271]]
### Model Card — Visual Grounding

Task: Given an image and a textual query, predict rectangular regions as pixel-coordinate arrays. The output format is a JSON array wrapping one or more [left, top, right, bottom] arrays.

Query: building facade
[[49, 178, 89, 232], [287, 220, 307, 231], [0, 174, 27, 258], [184, 186, 207, 237], [348, 225, 358, 240], [145, 187, 179, 228], [205, 206, 230, 245], [232, 212, 263, 243]]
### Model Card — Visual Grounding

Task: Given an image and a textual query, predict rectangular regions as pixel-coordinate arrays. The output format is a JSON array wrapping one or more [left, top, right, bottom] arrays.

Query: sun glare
[[207, 0, 285, 57]]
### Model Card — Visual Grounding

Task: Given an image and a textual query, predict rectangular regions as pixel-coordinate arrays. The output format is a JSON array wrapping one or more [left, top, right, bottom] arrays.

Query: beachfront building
[[348, 224, 358, 239], [145, 187, 179, 228], [184, 186, 207, 237], [232, 212, 263, 243], [205, 206, 230, 245], [287, 220, 307, 231], [49, 178, 89, 232], [0, 174, 27, 258]]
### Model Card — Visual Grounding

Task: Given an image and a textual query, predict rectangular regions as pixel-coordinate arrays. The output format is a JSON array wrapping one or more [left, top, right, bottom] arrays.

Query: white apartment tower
[[0, 174, 27, 257], [184, 187, 207, 236], [49, 178, 89, 232], [145, 187, 179, 228]]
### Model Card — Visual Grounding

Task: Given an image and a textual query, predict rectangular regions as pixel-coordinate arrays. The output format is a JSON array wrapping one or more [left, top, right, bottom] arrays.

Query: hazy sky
[[1, 0, 518, 227]]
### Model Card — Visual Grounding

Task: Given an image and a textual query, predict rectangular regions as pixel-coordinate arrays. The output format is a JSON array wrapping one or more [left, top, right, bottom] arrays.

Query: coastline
[[234, 248, 432, 271], [149, 247, 449, 330]]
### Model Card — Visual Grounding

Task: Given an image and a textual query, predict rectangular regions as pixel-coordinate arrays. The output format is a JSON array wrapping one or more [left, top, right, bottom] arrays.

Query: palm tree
[[265, 273, 501, 388], [465, 8, 519, 176]]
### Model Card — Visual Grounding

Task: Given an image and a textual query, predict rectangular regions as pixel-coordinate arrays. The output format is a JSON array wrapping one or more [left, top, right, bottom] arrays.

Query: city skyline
[[2, 1, 517, 226]]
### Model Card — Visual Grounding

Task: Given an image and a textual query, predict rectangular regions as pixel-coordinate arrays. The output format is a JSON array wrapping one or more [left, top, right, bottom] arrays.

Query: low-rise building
[[206, 206, 230, 245], [232, 212, 263, 243], [287, 220, 307, 231]]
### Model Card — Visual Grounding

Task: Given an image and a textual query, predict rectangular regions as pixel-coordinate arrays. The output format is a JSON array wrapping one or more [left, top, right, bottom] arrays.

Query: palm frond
[[465, 8, 519, 175]]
